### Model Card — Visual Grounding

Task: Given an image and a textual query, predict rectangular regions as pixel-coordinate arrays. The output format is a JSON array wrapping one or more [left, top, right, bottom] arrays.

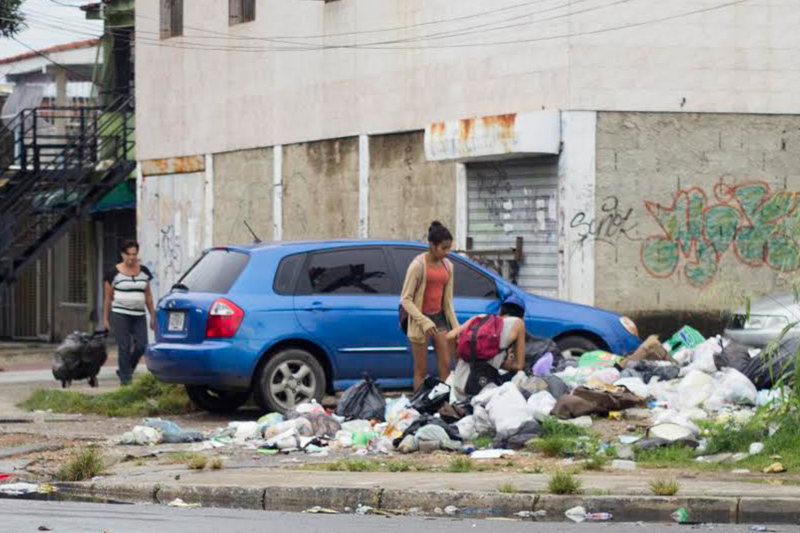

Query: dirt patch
[[0, 433, 46, 450]]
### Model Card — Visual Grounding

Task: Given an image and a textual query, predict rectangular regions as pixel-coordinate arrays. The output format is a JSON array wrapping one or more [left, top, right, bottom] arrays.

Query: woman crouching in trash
[[447, 295, 527, 402], [400, 221, 459, 391]]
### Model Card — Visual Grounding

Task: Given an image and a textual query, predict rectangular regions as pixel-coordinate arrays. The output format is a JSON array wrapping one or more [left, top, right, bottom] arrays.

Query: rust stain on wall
[[483, 113, 517, 140], [141, 155, 205, 177], [460, 118, 474, 140]]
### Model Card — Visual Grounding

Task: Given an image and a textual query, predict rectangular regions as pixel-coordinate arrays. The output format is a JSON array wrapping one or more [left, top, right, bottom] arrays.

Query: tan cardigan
[[400, 253, 459, 343]]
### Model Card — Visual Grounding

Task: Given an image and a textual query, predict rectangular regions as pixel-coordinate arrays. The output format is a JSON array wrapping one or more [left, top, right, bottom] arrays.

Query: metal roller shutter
[[467, 157, 559, 297]]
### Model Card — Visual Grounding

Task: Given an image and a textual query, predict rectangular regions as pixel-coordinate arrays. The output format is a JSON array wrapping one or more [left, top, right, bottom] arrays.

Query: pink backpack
[[457, 315, 503, 362]]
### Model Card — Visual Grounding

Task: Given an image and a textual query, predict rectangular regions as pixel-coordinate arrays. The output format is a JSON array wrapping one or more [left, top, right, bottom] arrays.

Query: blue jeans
[[110, 312, 147, 385]]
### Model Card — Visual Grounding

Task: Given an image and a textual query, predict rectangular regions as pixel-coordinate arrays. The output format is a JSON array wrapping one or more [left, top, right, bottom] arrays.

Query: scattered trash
[[666, 326, 706, 355], [409, 377, 451, 415], [120, 426, 161, 446], [335, 376, 386, 422], [167, 498, 201, 509], [470, 449, 516, 460], [38, 527, 52, 532], [144, 419, 205, 443], [515, 510, 547, 519], [763, 463, 786, 474], [355, 504, 375, 515], [750, 526, 778, 532], [304, 506, 339, 514], [578, 351, 619, 369], [671, 507, 691, 523], [527, 391, 556, 421], [444, 505, 460, 515], [584, 512, 613, 522], [565, 505, 588, 523], [749, 442, 765, 455]]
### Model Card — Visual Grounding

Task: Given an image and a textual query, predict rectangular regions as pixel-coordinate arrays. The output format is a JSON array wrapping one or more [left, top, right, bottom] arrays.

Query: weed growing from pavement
[[18, 373, 192, 417], [446, 457, 474, 473], [56, 447, 105, 481], [497, 483, 518, 494], [470, 435, 493, 449], [547, 470, 582, 495], [163, 452, 208, 466], [387, 460, 411, 472], [210, 458, 223, 470], [527, 436, 574, 458], [540, 417, 589, 438], [188, 455, 208, 470], [649, 478, 681, 496], [324, 459, 379, 472], [583, 455, 608, 471]]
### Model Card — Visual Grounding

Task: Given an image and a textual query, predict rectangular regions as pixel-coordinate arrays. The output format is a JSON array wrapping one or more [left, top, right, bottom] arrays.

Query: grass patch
[[584, 455, 608, 471], [635, 445, 697, 469], [387, 460, 411, 472], [18, 373, 191, 417], [470, 435, 494, 449], [323, 459, 379, 473], [548, 470, 582, 495], [210, 458, 223, 470], [497, 483, 518, 494], [56, 447, 105, 481], [541, 417, 588, 438], [527, 436, 575, 458], [188, 455, 207, 470], [649, 477, 681, 496], [163, 452, 208, 466], [446, 457, 475, 473]]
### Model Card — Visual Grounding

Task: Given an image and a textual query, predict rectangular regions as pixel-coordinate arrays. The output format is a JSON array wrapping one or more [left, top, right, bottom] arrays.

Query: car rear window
[[178, 249, 250, 294]]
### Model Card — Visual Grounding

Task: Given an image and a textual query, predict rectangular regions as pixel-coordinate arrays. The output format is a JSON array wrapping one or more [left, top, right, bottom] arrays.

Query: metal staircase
[[0, 98, 135, 291]]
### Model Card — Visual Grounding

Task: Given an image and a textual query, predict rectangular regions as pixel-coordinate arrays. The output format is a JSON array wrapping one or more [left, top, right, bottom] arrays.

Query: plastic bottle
[[584, 512, 613, 522]]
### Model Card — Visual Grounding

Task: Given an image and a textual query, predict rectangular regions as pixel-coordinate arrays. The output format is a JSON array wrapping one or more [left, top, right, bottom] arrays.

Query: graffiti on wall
[[641, 182, 800, 287], [570, 195, 638, 248], [159, 224, 183, 283]]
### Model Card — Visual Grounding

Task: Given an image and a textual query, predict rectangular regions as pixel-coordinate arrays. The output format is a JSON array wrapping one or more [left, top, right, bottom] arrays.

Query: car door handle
[[303, 302, 330, 312]]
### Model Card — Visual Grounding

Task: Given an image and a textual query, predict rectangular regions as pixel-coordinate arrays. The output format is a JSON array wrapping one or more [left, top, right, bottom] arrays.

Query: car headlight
[[620, 316, 639, 337], [745, 315, 789, 330]]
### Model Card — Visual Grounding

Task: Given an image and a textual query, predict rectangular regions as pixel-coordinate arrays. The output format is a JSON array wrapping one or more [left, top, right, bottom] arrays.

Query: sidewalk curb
[[54, 481, 800, 524]]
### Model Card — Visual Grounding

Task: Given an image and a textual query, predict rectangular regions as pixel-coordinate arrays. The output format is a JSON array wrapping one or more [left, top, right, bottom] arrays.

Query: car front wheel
[[255, 348, 325, 414], [185, 385, 250, 413], [556, 335, 601, 359]]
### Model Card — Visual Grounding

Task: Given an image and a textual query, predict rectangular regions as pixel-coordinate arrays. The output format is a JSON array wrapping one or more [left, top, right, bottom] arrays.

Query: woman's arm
[[145, 284, 156, 330], [446, 316, 477, 342], [103, 281, 113, 331]]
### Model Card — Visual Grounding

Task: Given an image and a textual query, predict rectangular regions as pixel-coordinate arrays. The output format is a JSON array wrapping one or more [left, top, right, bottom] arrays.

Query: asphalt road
[[0, 500, 784, 533]]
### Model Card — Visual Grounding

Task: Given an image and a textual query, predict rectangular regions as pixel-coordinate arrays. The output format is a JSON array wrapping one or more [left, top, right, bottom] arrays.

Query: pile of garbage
[[119, 326, 798, 462]]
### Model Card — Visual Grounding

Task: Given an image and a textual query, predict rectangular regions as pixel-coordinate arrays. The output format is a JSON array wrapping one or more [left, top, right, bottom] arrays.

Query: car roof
[[216, 240, 430, 254]]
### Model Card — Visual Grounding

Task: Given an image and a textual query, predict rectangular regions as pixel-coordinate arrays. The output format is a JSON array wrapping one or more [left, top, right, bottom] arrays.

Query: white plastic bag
[[614, 377, 648, 399], [526, 391, 556, 421], [228, 421, 260, 442], [471, 383, 500, 407], [486, 382, 532, 434], [455, 415, 477, 441], [675, 369, 713, 409], [473, 405, 495, 436], [684, 339, 722, 375], [652, 409, 700, 435], [262, 418, 313, 440], [121, 425, 161, 445], [704, 368, 757, 411], [266, 428, 300, 450]]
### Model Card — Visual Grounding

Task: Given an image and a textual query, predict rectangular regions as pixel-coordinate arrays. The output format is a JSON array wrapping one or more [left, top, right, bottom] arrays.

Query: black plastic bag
[[626, 360, 680, 384], [493, 420, 542, 449], [542, 375, 569, 399], [715, 341, 751, 373], [392, 414, 462, 448], [465, 362, 500, 397], [409, 376, 450, 414], [743, 336, 800, 390], [52, 330, 107, 385], [525, 333, 561, 370], [334, 376, 386, 421]]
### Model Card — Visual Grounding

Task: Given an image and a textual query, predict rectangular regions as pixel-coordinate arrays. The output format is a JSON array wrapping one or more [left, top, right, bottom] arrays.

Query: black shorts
[[424, 311, 450, 332]]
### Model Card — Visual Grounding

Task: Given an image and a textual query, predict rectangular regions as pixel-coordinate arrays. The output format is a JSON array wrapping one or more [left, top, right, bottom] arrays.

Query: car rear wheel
[[255, 348, 325, 414], [185, 385, 250, 413], [556, 335, 601, 359]]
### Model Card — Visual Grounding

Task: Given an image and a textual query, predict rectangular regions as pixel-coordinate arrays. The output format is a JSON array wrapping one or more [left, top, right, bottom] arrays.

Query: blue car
[[146, 240, 641, 413]]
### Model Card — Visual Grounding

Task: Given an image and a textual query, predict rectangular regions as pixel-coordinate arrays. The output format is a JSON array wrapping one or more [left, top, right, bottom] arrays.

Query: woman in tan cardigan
[[400, 221, 459, 390]]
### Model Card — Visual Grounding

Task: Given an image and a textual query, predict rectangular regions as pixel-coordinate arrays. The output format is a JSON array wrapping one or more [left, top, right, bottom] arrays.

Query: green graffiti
[[642, 183, 800, 288]]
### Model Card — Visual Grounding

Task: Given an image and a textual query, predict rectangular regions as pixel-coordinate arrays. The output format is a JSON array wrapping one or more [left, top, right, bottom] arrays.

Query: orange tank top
[[422, 262, 449, 314]]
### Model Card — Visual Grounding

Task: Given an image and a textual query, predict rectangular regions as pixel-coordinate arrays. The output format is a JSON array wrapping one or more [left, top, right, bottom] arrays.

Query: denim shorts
[[424, 311, 450, 332]]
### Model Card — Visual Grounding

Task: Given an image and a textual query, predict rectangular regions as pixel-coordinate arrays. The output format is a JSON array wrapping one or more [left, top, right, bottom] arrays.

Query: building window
[[229, 0, 256, 25], [160, 0, 183, 39], [66, 224, 88, 304]]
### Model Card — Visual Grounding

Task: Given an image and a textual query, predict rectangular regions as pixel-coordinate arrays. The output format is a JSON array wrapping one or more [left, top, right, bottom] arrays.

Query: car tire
[[185, 385, 250, 414], [255, 348, 325, 414], [556, 335, 601, 359]]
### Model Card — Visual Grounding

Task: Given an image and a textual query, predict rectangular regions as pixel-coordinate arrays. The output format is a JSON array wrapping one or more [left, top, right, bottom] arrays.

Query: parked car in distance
[[146, 240, 641, 413], [725, 291, 800, 348]]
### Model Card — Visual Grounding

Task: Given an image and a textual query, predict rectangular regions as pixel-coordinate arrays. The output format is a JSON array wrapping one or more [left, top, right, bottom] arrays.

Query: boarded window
[[229, 0, 256, 25], [160, 0, 184, 39]]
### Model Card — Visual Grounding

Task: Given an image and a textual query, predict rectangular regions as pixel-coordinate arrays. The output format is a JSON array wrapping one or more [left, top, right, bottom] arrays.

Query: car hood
[[733, 293, 800, 321]]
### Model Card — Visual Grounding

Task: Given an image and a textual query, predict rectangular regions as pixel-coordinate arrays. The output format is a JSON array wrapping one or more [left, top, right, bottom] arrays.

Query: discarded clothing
[[392, 415, 461, 448], [552, 386, 645, 419], [335, 376, 386, 421], [409, 376, 450, 415], [492, 420, 542, 449], [144, 419, 205, 443]]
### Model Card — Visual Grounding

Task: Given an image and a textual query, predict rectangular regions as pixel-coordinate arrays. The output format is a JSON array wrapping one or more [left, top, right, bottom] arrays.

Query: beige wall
[[594, 112, 800, 316], [135, 0, 800, 160], [213, 147, 274, 246], [368, 131, 455, 241], [282, 137, 359, 240]]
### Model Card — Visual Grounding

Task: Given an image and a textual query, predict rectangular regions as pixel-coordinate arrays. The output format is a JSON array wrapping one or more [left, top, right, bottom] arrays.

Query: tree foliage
[[0, 0, 25, 39]]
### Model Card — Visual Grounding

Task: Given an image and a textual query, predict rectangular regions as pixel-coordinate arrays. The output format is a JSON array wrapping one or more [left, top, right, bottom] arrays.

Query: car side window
[[304, 249, 393, 295], [389, 247, 498, 299], [273, 253, 306, 295]]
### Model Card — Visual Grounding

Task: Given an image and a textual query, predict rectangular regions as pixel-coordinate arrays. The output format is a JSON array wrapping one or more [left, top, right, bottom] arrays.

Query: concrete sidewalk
[[57, 465, 800, 524]]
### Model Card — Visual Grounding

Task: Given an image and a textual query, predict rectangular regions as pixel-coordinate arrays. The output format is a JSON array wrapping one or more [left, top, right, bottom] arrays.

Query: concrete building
[[134, 0, 800, 336]]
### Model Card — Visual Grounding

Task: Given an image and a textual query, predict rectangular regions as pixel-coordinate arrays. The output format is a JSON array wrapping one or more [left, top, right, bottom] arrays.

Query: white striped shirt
[[105, 266, 153, 316]]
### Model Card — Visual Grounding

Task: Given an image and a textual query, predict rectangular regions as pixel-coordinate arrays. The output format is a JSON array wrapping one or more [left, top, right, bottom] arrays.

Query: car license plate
[[168, 312, 185, 332]]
